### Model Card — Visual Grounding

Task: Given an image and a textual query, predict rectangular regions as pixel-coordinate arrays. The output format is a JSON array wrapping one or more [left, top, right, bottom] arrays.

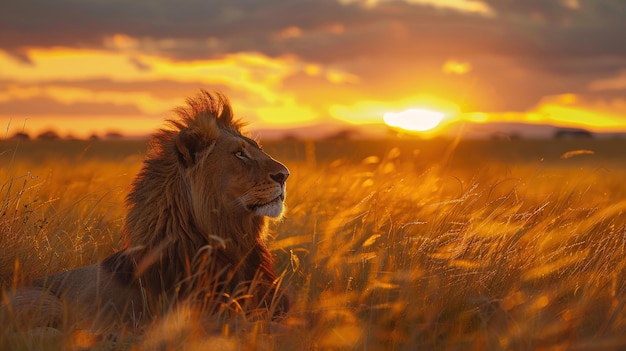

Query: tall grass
[[2, 139, 626, 350], [0, 156, 139, 281]]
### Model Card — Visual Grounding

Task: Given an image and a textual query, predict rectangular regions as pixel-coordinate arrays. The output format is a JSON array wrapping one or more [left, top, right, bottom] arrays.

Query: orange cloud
[[462, 94, 626, 132], [105, 33, 140, 50], [404, 0, 495, 16], [589, 69, 626, 91], [0, 85, 176, 115], [325, 70, 360, 84], [533, 94, 626, 130], [0, 47, 336, 136], [0, 48, 298, 92], [534, 105, 625, 132], [276, 26, 303, 39], [442, 59, 472, 75], [341, 0, 495, 16]]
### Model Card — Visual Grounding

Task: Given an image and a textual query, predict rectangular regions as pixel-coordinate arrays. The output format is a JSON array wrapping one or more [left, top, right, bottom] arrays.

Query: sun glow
[[383, 108, 446, 132]]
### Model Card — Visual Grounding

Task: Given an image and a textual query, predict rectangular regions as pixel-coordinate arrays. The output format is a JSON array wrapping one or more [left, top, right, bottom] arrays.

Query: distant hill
[[445, 122, 558, 139], [342, 121, 626, 140], [443, 122, 626, 140]]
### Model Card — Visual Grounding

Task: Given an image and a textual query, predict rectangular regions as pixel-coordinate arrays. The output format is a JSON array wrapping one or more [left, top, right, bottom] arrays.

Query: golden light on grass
[[2, 139, 626, 350], [383, 108, 446, 132]]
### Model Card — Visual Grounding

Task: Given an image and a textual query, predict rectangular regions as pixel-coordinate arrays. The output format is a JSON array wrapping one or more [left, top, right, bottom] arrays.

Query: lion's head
[[171, 92, 289, 225], [176, 118, 288, 222], [107, 90, 290, 315]]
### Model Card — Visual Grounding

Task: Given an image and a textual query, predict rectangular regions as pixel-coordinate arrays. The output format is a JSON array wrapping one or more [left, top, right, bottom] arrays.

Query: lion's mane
[[101, 91, 288, 315]]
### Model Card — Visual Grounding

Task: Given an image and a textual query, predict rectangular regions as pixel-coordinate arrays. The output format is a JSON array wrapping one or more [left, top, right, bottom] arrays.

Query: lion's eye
[[235, 151, 248, 160]]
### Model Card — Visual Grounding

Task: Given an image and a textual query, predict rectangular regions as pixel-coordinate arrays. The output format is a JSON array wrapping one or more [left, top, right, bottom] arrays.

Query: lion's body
[[2, 91, 290, 332], [23, 263, 145, 331]]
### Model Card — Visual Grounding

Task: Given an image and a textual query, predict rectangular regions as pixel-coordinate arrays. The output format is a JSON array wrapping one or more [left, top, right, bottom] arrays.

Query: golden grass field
[[2, 137, 626, 350]]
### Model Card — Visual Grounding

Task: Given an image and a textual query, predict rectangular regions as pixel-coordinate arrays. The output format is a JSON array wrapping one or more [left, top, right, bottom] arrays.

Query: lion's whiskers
[[232, 190, 256, 208]]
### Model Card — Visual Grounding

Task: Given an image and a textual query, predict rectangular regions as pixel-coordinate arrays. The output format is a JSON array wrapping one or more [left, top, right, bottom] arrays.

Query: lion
[[2, 90, 290, 333]]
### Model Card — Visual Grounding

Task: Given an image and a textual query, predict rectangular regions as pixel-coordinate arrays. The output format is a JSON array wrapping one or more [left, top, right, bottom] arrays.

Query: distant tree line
[[6, 130, 126, 141]]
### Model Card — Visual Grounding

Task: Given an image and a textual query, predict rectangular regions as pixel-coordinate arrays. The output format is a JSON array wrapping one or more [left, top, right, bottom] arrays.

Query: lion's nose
[[270, 171, 289, 186]]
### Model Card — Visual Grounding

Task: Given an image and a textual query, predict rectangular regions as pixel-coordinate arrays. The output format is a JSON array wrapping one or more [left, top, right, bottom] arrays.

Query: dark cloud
[[2, 0, 625, 63], [0, 79, 240, 100], [0, 1, 515, 61], [1, 0, 625, 114], [0, 96, 143, 116], [0, 0, 345, 58]]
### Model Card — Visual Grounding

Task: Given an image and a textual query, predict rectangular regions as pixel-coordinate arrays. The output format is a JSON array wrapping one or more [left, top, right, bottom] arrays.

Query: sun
[[383, 108, 446, 132]]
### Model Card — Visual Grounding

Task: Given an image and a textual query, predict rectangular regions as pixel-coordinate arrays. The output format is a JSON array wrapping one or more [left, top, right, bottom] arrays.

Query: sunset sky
[[1, 0, 625, 138]]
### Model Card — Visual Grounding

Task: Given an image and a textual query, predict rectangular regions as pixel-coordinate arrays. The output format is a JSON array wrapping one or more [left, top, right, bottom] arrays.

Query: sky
[[1, 0, 625, 138]]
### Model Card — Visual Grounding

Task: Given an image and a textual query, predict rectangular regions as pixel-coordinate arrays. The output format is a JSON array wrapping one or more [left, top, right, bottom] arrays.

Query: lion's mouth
[[248, 194, 284, 212]]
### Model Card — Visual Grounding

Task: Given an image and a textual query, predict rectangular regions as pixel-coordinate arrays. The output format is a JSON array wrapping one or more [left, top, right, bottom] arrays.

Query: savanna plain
[[1, 137, 626, 350]]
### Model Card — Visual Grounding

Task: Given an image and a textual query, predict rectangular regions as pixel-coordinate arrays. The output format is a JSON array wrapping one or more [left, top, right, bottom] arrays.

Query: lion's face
[[216, 133, 289, 218], [180, 127, 289, 219]]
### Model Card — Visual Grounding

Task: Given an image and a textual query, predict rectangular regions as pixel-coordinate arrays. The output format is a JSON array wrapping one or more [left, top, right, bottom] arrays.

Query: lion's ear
[[175, 129, 203, 167]]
